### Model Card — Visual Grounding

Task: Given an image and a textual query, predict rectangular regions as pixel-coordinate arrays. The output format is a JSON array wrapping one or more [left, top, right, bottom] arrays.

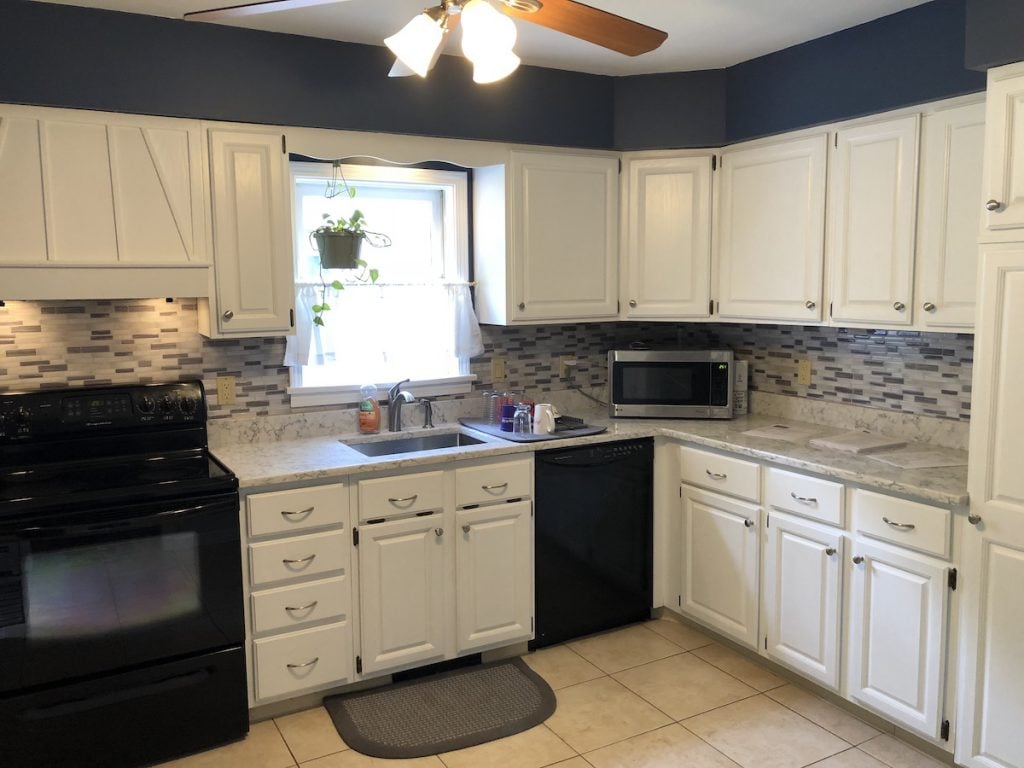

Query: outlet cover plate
[[796, 359, 812, 386], [216, 375, 237, 405]]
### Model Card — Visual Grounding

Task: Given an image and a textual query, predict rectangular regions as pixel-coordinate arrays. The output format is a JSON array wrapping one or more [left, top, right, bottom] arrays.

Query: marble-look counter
[[212, 412, 968, 507]]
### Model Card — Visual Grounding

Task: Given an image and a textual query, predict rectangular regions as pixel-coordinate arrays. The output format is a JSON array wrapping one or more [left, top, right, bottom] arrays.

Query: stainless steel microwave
[[608, 350, 739, 419]]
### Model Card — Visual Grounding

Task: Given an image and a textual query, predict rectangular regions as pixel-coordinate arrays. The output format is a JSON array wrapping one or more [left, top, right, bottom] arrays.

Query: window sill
[[288, 375, 476, 409]]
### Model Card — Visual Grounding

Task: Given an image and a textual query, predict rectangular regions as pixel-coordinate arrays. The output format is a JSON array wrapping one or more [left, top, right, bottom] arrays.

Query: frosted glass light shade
[[385, 13, 445, 77], [471, 50, 521, 83], [461, 0, 517, 62]]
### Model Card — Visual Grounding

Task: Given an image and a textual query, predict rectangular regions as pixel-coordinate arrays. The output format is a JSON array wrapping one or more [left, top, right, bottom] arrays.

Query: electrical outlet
[[490, 357, 506, 382], [216, 375, 237, 405], [559, 355, 577, 378], [796, 359, 812, 386]]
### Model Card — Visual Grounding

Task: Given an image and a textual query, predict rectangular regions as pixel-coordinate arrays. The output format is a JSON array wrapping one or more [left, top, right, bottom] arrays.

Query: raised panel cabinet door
[[957, 245, 1024, 768], [763, 511, 842, 690], [624, 155, 712, 319], [357, 515, 447, 676], [455, 500, 533, 653], [510, 151, 618, 321], [679, 485, 760, 648], [847, 537, 948, 739], [829, 116, 920, 326], [208, 129, 294, 335], [916, 102, 986, 329], [981, 63, 1024, 236]]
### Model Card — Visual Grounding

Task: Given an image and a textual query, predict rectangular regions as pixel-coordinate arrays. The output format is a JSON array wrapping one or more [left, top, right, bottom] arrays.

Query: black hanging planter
[[313, 231, 363, 269]]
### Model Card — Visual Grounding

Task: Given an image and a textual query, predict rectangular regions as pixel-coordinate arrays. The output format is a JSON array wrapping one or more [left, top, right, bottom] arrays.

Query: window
[[285, 162, 481, 407]]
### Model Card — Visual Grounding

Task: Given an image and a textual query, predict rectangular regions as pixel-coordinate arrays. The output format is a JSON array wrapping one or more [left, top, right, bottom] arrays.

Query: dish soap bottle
[[358, 384, 381, 434]]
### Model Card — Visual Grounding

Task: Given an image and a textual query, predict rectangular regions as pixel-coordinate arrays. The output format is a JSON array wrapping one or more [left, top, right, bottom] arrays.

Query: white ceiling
[[34, 0, 935, 76]]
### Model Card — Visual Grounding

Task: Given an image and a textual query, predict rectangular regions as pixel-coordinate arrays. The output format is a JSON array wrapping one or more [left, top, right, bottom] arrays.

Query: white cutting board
[[809, 430, 907, 454]]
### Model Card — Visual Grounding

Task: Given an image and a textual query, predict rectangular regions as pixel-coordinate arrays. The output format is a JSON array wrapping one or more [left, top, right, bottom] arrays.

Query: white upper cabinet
[[915, 102, 986, 330], [622, 155, 712, 320], [0, 104, 209, 299], [981, 63, 1024, 239], [716, 134, 827, 323], [829, 116, 920, 326], [202, 128, 294, 337], [474, 151, 618, 324]]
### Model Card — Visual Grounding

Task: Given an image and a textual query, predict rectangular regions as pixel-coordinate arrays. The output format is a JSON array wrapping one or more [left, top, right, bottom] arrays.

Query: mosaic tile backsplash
[[0, 299, 973, 422]]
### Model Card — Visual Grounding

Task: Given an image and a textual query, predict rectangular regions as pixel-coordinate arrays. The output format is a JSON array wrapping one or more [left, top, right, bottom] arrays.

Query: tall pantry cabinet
[[956, 61, 1024, 768]]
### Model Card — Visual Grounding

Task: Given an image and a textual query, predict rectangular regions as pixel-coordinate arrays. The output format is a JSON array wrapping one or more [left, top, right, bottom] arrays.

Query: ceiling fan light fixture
[[384, 10, 447, 77], [500, 0, 542, 13], [461, 0, 517, 61], [470, 49, 521, 83]]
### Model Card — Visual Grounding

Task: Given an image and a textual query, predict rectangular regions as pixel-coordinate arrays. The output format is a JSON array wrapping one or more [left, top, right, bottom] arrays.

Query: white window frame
[[287, 162, 475, 408]]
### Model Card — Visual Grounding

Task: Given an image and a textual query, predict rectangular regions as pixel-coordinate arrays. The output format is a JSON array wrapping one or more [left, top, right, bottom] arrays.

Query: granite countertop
[[211, 413, 968, 506]]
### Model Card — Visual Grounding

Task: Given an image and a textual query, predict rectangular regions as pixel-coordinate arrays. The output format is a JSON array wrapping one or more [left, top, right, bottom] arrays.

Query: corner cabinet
[[199, 128, 295, 338], [473, 151, 619, 324]]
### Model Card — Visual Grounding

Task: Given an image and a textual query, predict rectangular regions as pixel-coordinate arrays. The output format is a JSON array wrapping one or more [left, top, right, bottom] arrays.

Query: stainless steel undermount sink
[[344, 431, 486, 457]]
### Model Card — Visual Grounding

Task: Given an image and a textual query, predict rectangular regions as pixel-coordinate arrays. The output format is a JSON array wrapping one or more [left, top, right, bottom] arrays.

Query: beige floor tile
[[276, 707, 349, 764], [300, 750, 445, 767], [155, 720, 296, 768], [767, 686, 881, 745], [547, 760, 592, 768], [522, 645, 605, 690], [645, 618, 714, 651], [612, 653, 757, 720], [858, 735, 949, 768], [811, 749, 892, 768], [692, 643, 787, 691], [585, 723, 742, 768], [545, 676, 672, 753], [439, 724, 575, 768], [683, 695, 849, 768], [567, 624, 683, 674]]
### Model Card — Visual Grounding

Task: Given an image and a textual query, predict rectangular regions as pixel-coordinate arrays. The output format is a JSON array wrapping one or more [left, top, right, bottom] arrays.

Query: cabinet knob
[[434, 527, 444, 537], [923, 302, 937, 313], [986, 199, 1003, 212], [852, 555, 864, 565], [222, 310, 234, 321], [518, 302, 526, 311], [893, 301, 906, 312], [805, 300, 816, 310], [825, 547, 837, 557], [744, 518, 755, 528], [462, 524, 471, 534], [629, 299, 638, 308], [968, 513, 983, 525]]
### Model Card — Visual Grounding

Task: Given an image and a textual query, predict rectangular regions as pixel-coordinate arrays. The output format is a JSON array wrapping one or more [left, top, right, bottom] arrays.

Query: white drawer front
[[851, 489, 951, 558], [679, 445, 761, 502], [247, 483, 347, 538], [249, 530, 349, 587], [455, 458, 532, 507], [765, 468, 844, 526], [359, 470, 444, 521], [254, 621, 351, 701], [251, 575, 350, 635]]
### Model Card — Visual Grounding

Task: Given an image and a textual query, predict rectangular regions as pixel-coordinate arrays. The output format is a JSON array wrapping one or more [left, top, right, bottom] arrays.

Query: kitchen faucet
[[387, 379, 415, 432], [420, 398, 433, 429]]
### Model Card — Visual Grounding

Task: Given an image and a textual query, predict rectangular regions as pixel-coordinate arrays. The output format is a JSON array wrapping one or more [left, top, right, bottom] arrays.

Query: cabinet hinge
[[618, 158, 622, 174], [940, 719, 950, 741], [289, 308, 294, 328], [356, 655, 362, 674], [766, 514, 770, 528], [712, 155, 717, 171], [709, 299, 714, 315], [531, 616, 534, 632], [352, 527, 359, 546], [617, 300, 621, 314], [282, 134, 287, 154], [834, 134, 838, 148], [829, 302, 833, 318], [948, 568, 958, 591], [764, 635, 768, 650], [678, 594, 682, 607]]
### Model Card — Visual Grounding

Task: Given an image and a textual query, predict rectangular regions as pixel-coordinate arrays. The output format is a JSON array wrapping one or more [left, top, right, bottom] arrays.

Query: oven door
[[0, 492, 243, 695], [609, 355, 732, 418]]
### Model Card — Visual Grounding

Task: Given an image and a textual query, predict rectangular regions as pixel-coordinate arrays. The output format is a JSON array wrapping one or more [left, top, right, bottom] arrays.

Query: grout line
[[674, 721, 746, 768], [539, 722, 581, 757], [800, 744, 865, 768], [765, 688, 877, 746], [270, 718, 300, 767]]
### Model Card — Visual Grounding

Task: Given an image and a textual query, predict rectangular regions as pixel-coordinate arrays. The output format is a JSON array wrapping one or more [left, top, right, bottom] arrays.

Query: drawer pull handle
[[744, 519, 754, 528], [852, 555, 865, 565], [825, 547, 837, 556], [388, 494, 419, 504], [882, 516, 916, 531], [462, 524, 471, 534], [282, 554, 316, 565], [790, 492, 818, 505], [968, 514, 983, 525], [286, 657, 319, 670], [285, 601, 319, 614], [482, 482, 509, 491], [281, 506, 315, 519], [706, 469, 728, 480], [435, 527, 444, 537]]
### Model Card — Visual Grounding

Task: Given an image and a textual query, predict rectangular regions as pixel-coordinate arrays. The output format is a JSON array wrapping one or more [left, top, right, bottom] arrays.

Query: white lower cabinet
[[763, 511, 842, 690], [254, 621, 352, 701], [846, 537, 949, 739]]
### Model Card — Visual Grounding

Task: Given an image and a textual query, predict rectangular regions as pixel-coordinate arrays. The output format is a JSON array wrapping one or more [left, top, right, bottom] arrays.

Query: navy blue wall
[[965, 0, 1024, 70], [613, 70, 726, 150]]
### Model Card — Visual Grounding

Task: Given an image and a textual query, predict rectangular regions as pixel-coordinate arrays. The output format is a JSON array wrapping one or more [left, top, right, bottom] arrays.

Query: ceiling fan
[[185, 0, 668, 83]]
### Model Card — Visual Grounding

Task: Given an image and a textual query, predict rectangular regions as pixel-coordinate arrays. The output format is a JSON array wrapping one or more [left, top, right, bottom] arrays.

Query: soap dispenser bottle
[[358, 384, 381, 434]]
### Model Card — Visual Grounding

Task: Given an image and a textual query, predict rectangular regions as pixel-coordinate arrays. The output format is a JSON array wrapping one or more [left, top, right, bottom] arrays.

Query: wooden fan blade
[[185, 0, 351, 22], [500, 0, 667, 56]]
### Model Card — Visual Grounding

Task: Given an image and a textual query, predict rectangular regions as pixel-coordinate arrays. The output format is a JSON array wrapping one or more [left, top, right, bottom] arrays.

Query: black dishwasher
[[531, 438, 653, 649]]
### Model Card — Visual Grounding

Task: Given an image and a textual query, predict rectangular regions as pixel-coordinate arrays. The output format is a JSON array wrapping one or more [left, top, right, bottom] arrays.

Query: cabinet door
[[981, 63, 1024, 236], [847, 538, 948, 739], [916, 102, 986, 329], [357, 515, 447, 675], [624, 156, 712, 319], [208, 129, 294, 335], [957, 245, 1024, 768], [510, 151, 618, 321], [829, 116, 919, 326], [679, 485, 759, 648], [763, 512, 842, 690], [455, 500, 533, 653], [716, 134, 826, 323]]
